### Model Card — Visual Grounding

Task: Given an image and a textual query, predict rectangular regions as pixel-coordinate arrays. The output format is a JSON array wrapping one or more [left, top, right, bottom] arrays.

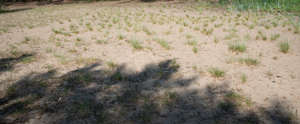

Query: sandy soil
[[0, 0, 300, 123]]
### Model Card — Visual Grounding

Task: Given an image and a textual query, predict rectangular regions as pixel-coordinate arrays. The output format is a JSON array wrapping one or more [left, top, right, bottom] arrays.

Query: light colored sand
[[0, 0, 300, 122]]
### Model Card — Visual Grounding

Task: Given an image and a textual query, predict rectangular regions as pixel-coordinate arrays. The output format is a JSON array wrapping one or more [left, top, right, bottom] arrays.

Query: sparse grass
[[208, 67, 225, 78], [225, 92, 252, 107], [270, 34, 280, 41], [229, 42, 246, 53], [96, 39, 108, 44], [128, 39, 143, 50], [192, 47, 198, 53], [218, 0, 300, 14], [186, 40, 197, 46], [106, 61, 117, 69], [118, 34, 125, 40], [258, 31, 267, 41], [279, 42, 290, 53], [241, 73, 247, 83], [201, 28, 214, 35], [76, 37, 82, 42], [143, 26, 153, 35], [154, 38, 170, 50], [239, 57, 259, 66], [52, 28, 71, 36], [20, 56, 35, 63]]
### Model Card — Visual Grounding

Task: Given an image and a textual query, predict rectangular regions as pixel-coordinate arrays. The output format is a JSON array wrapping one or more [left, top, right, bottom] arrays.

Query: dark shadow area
[[0, 8, 32, 14], [0, 59, 299, 124], [0, 54, 33, 74]]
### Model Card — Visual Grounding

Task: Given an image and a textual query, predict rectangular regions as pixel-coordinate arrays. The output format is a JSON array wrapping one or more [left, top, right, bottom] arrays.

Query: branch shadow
[[0, 59, 298, 124], [0, 54, 34, 74], [0, 8, 32, 14]]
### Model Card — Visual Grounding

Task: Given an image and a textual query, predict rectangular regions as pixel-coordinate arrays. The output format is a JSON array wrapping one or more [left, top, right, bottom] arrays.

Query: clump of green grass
[[118, 34, 125, 40], [239, 57, 259, 66], [86, 23, 93, 31], [186, 34, 193, 39], [143, 26, 153, 35], [258, 31, 267, 41], [52, 28, 71, 36], [201, 28, 214, 35], [128, 39, 143, 50], [154, 38, 170, 50], [241, 73, 247, 83], [186, 40, 197, 46], [218, 0, 300, 14], [96, 39, 107, 44], [270, 34, 280, 41], [192, 47, 198, 53], [279, 42, 290, 53], [229, 42, 246, 53], [225, 91, 252, 107], [21, 56, 35, 63], [208, 67, 225, 78], [106, 61, 118, 69]]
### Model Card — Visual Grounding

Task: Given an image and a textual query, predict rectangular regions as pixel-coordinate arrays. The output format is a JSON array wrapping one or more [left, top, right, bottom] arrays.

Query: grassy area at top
[[211, 0, 300, 15]]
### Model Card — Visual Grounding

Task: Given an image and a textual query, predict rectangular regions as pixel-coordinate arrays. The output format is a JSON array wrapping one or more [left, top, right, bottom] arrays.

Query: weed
[[96, 39, 107, 44], [118, 34, 125, 40], [128, 39, 143, 50], [52, 28, 71, 36], [154, 38, 170, 50], [143, 26, 153, 35], [229, 42, 246, 53], [279, 42, 289, 53], [186, 34, 193, 39], [76, 37, 82, 42], [201, 28, 214, 35], [192, 47, 198, 53], [106, 61, 117, 69], [241, 73, 247, 83], [239, 57, 259, 66], [21, 56, 35, 63], [270, 34, 280, 41], [208, 67, 225, 78], [186, 40, 197, 46]]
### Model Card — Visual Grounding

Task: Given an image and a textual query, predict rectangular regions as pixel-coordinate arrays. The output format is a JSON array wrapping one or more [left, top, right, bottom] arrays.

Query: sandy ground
[[0, 0, 300, 123]]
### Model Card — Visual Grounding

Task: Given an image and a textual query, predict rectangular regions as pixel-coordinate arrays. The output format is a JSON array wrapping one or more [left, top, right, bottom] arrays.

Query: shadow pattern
[[0, 54, 33, 74], [0, 59, 299, 124]]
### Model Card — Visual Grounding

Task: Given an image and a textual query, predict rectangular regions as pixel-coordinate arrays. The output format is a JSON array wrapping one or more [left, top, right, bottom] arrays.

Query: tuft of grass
[[143, 26, 153, 35], [52, 28, 71, 36], [106, 61, 118, 69], [270, 34, 280, 41], [201, 28, 214, 35], [128, 39, 143, 50], [96, 39, 107, 44], [239, 57, 259, 66], [21, 56, 35, 63], [279, 42, 290, 53], [118, 34, 125, 40], [229, 42, 246, 53], [192, 47, 198, 53], [208, 67, 225, 78], [154, 38, 170, 50], [225, 92, 252, 107], [241, 73, 247, 83], [186, 40, 197, 46]]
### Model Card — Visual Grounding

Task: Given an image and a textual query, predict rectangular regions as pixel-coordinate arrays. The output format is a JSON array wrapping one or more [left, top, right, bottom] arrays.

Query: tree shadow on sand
[[0, 54, 34, 74], [0, 59, 299, 124]]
